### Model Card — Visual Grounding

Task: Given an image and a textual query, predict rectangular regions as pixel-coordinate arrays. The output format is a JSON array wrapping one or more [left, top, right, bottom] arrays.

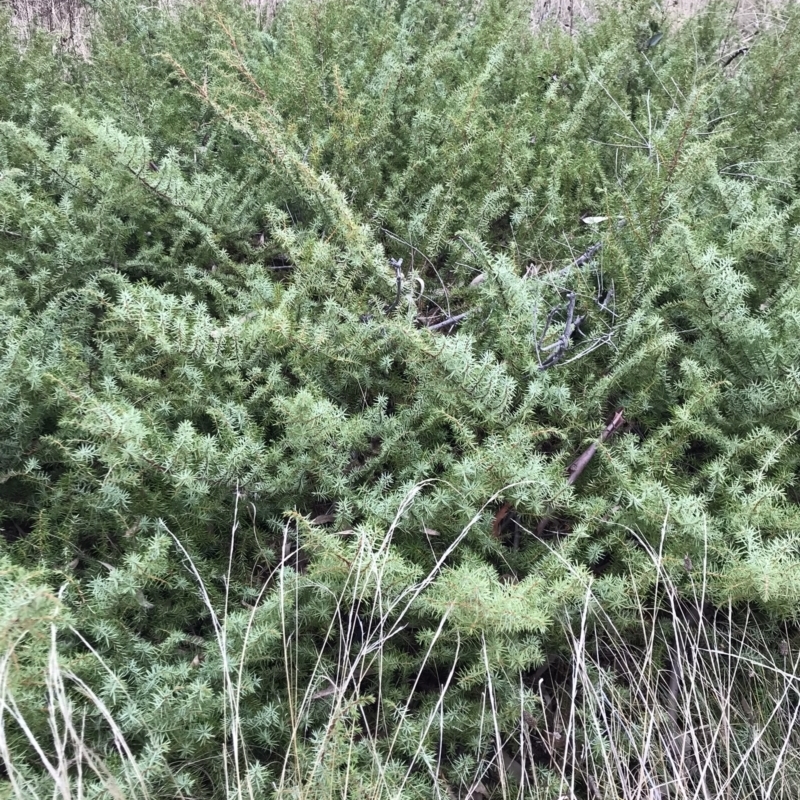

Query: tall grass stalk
[[4, 498, 798, 799]]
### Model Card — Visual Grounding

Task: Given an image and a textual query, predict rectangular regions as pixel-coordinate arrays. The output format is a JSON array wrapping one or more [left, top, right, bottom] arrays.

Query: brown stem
[[537, 409, 626, 536]]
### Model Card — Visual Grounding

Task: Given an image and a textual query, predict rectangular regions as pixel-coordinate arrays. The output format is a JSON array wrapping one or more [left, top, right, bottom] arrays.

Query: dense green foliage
[[2, 0, 800, 797]]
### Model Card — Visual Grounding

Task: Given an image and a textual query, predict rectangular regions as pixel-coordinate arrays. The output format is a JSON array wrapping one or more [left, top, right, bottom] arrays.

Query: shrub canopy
[[2, 0, 800, 797]]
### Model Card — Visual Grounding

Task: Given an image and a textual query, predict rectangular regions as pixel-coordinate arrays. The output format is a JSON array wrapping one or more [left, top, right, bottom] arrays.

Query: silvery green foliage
[[2, 0, 800, 797]]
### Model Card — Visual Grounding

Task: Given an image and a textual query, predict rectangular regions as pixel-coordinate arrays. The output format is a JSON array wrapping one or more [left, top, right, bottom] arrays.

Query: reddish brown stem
[[537, 409, 626, 536]]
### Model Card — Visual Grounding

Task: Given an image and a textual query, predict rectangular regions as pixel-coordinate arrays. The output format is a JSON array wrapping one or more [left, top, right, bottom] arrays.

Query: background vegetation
[[1, 0, 800, 797]]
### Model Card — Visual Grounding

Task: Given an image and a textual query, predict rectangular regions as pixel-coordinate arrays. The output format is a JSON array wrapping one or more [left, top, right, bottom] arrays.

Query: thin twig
[[566, 409, 626, 486], [536, 410, 626, 536], [573, 242, 603, 269], [537, 292, 581, 370], [427, 312, 469, 332], [381, 228, 451, 316], [553, 241, 603, 279], [721, 47, 749, 67], [384, 258, 404, 314]]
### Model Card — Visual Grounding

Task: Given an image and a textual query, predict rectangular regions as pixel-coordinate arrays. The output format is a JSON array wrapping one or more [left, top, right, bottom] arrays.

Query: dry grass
[[260, 503, 800, 799], [531, 0, 793, 31], [2, 0, 794, 55], [2, 0, 281, 53], [3, 495, 799, 799], [3, 0, 92, 54]]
